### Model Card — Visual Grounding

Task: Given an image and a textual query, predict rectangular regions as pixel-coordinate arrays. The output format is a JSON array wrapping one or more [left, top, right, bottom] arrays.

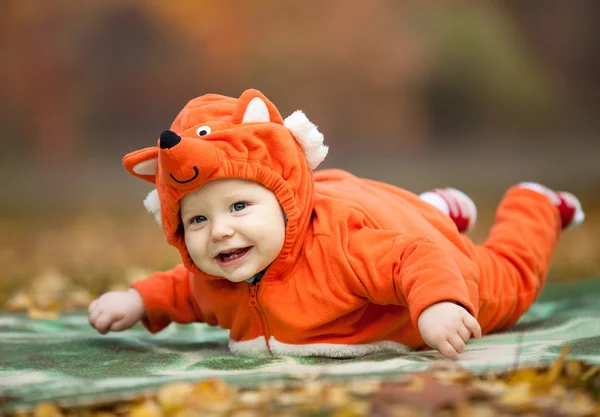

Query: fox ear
[[232, 89, 284, 125], [123, 147, 159, 184]]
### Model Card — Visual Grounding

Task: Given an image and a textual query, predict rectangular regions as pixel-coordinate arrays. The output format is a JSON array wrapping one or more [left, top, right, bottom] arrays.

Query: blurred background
[[0, 1, 598, 310]]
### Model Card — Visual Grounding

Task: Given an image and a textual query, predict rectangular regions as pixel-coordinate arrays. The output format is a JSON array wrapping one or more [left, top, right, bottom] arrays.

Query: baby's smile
[[216, 246, 253, 266]]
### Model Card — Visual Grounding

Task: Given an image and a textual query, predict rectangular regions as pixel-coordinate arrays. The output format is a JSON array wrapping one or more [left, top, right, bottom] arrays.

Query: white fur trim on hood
[[144, 189, 162, 226], [284, 110, 328, 170]]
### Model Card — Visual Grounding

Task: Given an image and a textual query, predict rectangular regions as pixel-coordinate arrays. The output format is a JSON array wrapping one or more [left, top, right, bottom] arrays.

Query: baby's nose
[[211, 218, 235, 240], [159, 130, 181, 149]]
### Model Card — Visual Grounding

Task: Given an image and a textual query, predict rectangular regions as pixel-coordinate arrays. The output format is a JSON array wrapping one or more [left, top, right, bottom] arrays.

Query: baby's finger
[[94, 313, 116, 335], [457, 325, 471, 342], [448, 334, 466, 355], [109, 317, 133, 332], [438, 341, 459, 360], [88, 308, 101, 326], [463, 314, 482, 339], [88, 300, 97, 313]]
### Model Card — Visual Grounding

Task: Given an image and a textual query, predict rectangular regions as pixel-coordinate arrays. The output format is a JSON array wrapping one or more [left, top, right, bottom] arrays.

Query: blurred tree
[[0, 0, 597, 169], [424, 3, 555, 140], [1, 2, 80, 170], [503, 0, 600, 129]]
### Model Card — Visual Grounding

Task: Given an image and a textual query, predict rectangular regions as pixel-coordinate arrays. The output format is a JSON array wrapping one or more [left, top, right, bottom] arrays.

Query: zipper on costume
[[248, 282, 272, 355]]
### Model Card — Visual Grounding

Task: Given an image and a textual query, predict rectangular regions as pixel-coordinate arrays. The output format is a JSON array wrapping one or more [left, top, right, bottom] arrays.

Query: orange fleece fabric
[[123, 89, 561, 356]]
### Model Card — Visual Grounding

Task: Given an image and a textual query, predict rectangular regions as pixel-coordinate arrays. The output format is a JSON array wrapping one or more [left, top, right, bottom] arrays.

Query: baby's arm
[[88, 264, 203, 334], [337, 228, 481, 358]]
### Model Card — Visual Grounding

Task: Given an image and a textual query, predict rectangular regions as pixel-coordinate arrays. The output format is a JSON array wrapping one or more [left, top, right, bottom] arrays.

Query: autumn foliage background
[[0, 1, 599, 306]]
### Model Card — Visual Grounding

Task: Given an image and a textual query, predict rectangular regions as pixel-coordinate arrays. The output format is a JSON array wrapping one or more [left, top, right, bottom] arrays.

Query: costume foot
[[419, 188, 477, 233], [518, 182, 585, 230]]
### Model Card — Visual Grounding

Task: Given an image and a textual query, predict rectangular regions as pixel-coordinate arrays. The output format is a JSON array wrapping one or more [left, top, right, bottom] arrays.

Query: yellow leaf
[[185, 379, 234, 412], [30, 269, 69, 308], [4, 291, 33, 311], [565, 360, 583, 380], [238, 390, 269, 407], [331, 404, 366, 417], [546, 345, 570, 383], [128, 400, 164, 417], [580, 366, 599, 381], [506, 369, 542, 385], [27, 307, 59, 320], [168, 409, 203, 417], [156, 382, 193, 413], [497, 383, 535, 412], [191, 379, 231, 397], [347, 379, 380, 397], [325, 385, 351, 407], [63, 288, 94, 311], [33, 402, 64, 417]]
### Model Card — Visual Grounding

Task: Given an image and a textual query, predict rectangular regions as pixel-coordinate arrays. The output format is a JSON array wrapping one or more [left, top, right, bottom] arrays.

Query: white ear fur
[[284, 110, 328, 169], [143, 189, 162, 226], [242, 97, 270, 123], [133, 158, 158, 176]]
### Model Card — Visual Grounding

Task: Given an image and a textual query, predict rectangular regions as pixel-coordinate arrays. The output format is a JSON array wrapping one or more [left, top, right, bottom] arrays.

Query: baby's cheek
[[184, 236, 206, 267], [264, 223, 285, 250]]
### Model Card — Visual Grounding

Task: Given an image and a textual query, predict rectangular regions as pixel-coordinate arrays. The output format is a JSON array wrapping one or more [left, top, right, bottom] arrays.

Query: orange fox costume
[[123, 89, 561, 357]]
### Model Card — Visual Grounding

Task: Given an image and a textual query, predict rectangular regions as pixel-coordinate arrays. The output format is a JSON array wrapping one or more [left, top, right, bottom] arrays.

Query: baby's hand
[[417, 301, 482, 360], [88, 289, 146, 334]]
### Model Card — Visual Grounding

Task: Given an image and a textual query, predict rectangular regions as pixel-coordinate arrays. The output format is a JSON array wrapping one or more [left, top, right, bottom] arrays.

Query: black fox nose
[[159, 130, 181, 149]]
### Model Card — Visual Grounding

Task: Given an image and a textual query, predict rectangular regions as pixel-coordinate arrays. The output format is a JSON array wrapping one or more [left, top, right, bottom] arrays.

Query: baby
[[88, 89, 584, 359]]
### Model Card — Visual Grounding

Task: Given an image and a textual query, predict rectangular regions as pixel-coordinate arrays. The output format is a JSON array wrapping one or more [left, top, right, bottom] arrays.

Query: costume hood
[[122, 89, 328, 279]]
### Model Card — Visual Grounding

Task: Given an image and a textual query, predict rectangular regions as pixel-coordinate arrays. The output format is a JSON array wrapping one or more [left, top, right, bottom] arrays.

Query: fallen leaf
[[495, 383, 536, 413], [324, 385, 351, 407], [581, 366, 599, 381], [27, 307, 59, 320], [237, 390, 269, 407], [546, 345, 570, 383], [156, 382, 193, 413], [30, 269, 69, 309], [184, 379, 234, 413], [32, 402, 64, 417], [372, 372, 475, 414], [128, 400, 163, 417], [565, 360, 584, 380], [4, 292, 33, 311], [62, 288, 94, 311], [556, 391, 597, 416], [330, 404, 366, 417]]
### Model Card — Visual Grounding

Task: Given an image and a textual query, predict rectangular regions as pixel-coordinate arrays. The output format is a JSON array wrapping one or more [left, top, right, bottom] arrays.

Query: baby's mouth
[[217, 247, 252, 264]]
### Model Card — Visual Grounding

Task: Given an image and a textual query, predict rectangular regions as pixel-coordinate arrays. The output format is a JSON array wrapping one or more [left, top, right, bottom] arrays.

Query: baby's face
[[180, 179, 286, 283]]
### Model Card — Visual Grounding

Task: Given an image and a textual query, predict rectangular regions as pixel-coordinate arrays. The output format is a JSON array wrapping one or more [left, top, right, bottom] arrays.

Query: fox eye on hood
[[196, 125, 212, 136]]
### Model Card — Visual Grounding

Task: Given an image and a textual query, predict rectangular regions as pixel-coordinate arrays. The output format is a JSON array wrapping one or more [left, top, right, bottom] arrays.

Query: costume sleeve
[[335, 227, 477, 329], [130, 264, 204, 333]]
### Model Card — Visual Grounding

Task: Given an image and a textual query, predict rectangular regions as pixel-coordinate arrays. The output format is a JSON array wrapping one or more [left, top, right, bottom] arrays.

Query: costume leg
[[474, 184, 583, 333]]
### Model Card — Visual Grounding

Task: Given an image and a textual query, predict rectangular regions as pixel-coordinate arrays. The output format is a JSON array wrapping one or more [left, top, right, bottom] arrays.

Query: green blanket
[[2, 278, 600, 413]]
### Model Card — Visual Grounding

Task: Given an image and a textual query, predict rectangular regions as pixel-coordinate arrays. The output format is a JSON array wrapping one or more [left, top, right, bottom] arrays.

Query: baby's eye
[[191, 215, 207, 224], [196, 125, 211, 136], [232, 202, 247, 212]]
